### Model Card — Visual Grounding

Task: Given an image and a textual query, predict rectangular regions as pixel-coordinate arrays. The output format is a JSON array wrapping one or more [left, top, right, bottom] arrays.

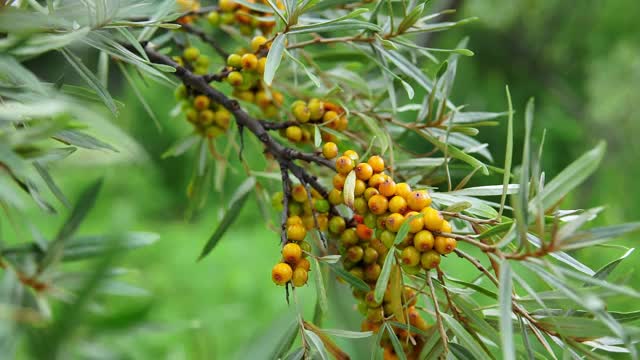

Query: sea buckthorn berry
[[354, 180, 366, 196], [215, 109, 231, 129], [368, 194, 389, 215], [422, 207, 444, 231], [289, 202, 302, 216], [404, 287, 417, 307], [285, 125, 302, 142], [355, 163, 373, 181], [350, 267, 364, 280], [271, 191, 284, 210], [368, 173, 386, 188], [299, 241, 312, 255], [413, 230, 435, 252], [226, 53, 242, 68], [272, 91, 284, 106], [347, 246, 364, 263], [363, 247, 379, 264], [220, 12, 235, 24], [340, 228, 359, 247], [234, 90, 254, 102], [251, 35, 268, 51], [291, 184, 307, 203], [287, 215, 303, 226], [317, 214, 328, 231], [292, 102, 311, 123], [308, 98, 325, 120], [376, 215, 388, 230], [193, 95, 210, 110], [328, 188, 342, 205], [420, 250, 441, 270], [364, 213, 377, 229], [226, 71, 243, 86], [440, 220, 452, 233], [367, 307, 384, 323], [205, 126, 224, 138], [219, 0, 237, 11], [207, 11, 220, 25], [287, 224, 307, 241], [336, 115, 349, 131], [402, 264, 421, 275], [185, 108, 198, 123], [343, 150, 359, 162], [183, 46, 200, 62], [302, 215, 314, 230], [292, 267, 308, 287], [198, 110, 215, 125], [434, 236, 457, 255], [175, 84, 187, 100], [335, 156, 355, 175], [322, 142, 338, 159], [395, 183, 411, 199], [323, 110, 339, 124], [314, 199, 330, 213], [365, 291, 381, 308], [332, 173, 346, 190], [401, 246, 421, 267], [241, 53, 258, 71], [385, 213, 405, 233], [282, 242, 302, 264], [405, 211, 424, 233], [380, 230, 395, 249], [272, 262, 293, 285], [356, 224, 374, 241], [257, 57, 267, 74], [364, 263, 382, 281], [364, 187, 379, 200], [329, 216, 346, 234], [196, 55, 210, 68], [379, 178, 397, 197], [353, 197, 368, 215], [407, 190, 432, 211], [367, 155, 385, 173], [388, 196, 408, 214], [296, 258, 311, 271]]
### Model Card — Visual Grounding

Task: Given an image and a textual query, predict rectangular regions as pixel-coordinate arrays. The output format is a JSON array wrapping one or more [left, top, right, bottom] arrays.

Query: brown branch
[[180, 22, 229, 58], [426, 271, 449, 357]]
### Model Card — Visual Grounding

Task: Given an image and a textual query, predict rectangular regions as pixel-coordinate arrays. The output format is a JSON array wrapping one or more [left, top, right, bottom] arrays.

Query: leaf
[[559, 222, 640, 251], [34, 162, 70, 208], [288, 19, 381, 35], [500, 86, 514, 218], [161, 134, 200, 158], [416, 129, 488, 175], [441, 313, 490, 359], [449, 343, 478, 360], [320, 329, 373, 338], [431, 193, 498, 219], [528, 141, 606, 214], [328, 263, 369, 292], [499, 262, 515, 360], [53, 130, 118, 152], [265, 0, 288, 24], [303, 329, 329, 360], [447, 184, 519, 197], [384, 323, 408, 360], [592, 248, 635, 282], [198, 177, 256, 260], [374, 249, 395, 303], [312, 257, 329, 319], [39, 179, 104, 272], [62, 232, 159, 261], [353, 112, 389, 155], [116, 62, 161, 131], [10, 28, 90, 57], [452, 111, 508, 124], [264, 33, 286, 86], [397, 3, 424, 33], [317, 255, 341, 264], [60, 48, 118, 117], [394, 157, 445, 168], [235, 0, 273, 13], [343, 170, 356, 208]]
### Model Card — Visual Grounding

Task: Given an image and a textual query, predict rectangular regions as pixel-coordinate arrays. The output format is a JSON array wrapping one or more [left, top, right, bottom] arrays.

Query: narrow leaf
[[264, 33, 286, 85]]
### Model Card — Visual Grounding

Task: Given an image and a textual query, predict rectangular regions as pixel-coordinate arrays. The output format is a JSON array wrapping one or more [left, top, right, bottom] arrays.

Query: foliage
[[0, 0, 639, 359]]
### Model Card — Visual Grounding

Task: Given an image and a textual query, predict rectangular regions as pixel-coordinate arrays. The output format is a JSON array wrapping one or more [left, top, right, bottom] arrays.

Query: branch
[[180, 22, 229, 58]]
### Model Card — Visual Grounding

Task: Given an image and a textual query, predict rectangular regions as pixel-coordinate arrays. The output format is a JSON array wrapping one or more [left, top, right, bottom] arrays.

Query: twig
[[426, 271, 449, 357], [280, 164, 291, 246], [180, 22, 229, 58]]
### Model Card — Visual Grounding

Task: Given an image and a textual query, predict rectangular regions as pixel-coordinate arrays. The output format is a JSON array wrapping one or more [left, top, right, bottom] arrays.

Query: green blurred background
[[8, 1, 640, 358]]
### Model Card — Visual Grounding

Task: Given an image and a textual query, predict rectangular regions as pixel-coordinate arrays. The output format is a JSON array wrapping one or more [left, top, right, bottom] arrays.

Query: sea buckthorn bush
[[1, 1, 639, 359]]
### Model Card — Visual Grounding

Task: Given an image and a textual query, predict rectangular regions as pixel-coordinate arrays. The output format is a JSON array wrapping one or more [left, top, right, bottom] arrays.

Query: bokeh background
[[8, 0, 640, 358]]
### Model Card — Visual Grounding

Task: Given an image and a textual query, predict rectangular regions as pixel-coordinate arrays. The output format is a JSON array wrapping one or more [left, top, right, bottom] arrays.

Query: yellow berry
[[367, 194, 389, 215], [215, 109, 231, 129], [355, 163, 373, 181], [292, 267, 308, 287], [226, 71, 243, 86], [407, 190, 432, 211], [328, 188, 343, 205], [422, 207, 444, 232], [272, 262, 293, 285], [257, 57, 267, 74], [401, 246, 420, 267], [296, 258, 311, 271], [335, 155, 355, 175], [343, 150, 359, 162], [241, 53, 258, 71], [440, 220, 452, 233], [308, 98, 325, 121], [378, 178, 397, 197], [291, 184, 307, 202], [434, 236, 457, 255], [340, 228, 359, 247], [368, 173, 386, 188], [368, 155, 385, 173], [286, 215, 303, 226], [413, 230, 435, 252], [193, 95, 210, 111], [420, 250, 441, 270], [207, 11, 220, 25], [251, 35, 268, 52], [322, 142, 338, 159], [405, 211, 424, 233], [363, 187, 379, 200], [388, 196, 408, 214], [354, 179, 366, 196], [332, 173, 346, 190], [287, 224, 307, 241], [364, 263, 381, 282], [226, 53, 242, 68], [219, 0, 238, 12], [322, 110, 339, 124], [285, 126, 303, 142], [292, 102, 311, 123], [183, 46, 200, 62], [328, 216, 346, 234], [385, 213, 405, 233], [198, 109, 215, 125], [347, 246, 364, 263], [283, 242, 302, 264]]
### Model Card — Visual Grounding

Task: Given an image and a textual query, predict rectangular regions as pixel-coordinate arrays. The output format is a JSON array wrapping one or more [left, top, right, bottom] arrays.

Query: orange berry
[[413, 230, 435, 252], [356, 223, 374, 241], [272, 262, 293, 285], [335, 156, 354, 175], [193, 95, 210, 111], [367, 155, 385, 173], [296, 258, 311, 271], [434, 236, 457, 255], [388, 195, 408, 214], [332, 173, 346, 190], [407, 190, 432, 211], [355, 163, 373, 181], [422, 207, 444, 231], [395, 183, 411, 199], [385, 213, 405, 232], [292, 267, 308, 287], [379, 178, 397, 197], [322, 142, 338, 159], [364, 263, 382, 282], [343, 150, 359, 162], [287, 224, 307, 241], [368, 173, 386, 188], [282, 242, 302, 264], [368, 194, 389, 215]]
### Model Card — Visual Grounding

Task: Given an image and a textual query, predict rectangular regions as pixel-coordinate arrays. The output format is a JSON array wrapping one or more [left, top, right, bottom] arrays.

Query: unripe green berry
[[227, 53, 242, 68], [340, 228, 359, 247], [346, 246, 364, 263], [314, 199, 330, 213], [183, 46, 200, 62], [226, 71, 243, 87], [328, 216, 346, 234], [400, 246, 420, 267], [207, 11, 220, 26]]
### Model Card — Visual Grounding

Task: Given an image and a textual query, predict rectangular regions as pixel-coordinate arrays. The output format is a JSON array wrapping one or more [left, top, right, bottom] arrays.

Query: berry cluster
[[283, 100, 349, 144], [271, 185, 332, 288], [175, 85, 231, 138], [176, 0, 200, 24], [207, 0, 282, 36], [323, 147, 457, 359], [174, 46, 211, 75]]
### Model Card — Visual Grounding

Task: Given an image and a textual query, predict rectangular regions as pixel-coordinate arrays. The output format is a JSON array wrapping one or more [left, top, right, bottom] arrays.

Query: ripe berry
[[292, 102, 311, 123], [220, 12, 235, 24], [401, 246, 420, 267], [405, 211, 424, 233], [434, 236, 457, 255], [185, 108, 198, 123], [272, 262, 293, 285], [421, 207, 444, 231], [379, 178, 397, 197], [297, 258, 311, 272], [328, 216, 346, 234], [388, 195, 408, 214], [226, 71, 243, 86], [183, 47, 200, 62], [215, 109, 231, 129], [241, 53, 258, 71], [226, 53, 242, 68], [287, 224, 307, 241], [367, 155, 385, 173], [356, 223, 374, 241], [332, 173, 346, 190], [347, 246, 364, 263], [407, 190, 432, 211], [335, 156, 355, 175], [368, 194, 389, 215], [328, 188, 342, 205], [323, 110, 339, 124], [413, 230, 434, 251], [257, 57, 267, 74], [286, 215, 303, 226], [368, 173, 386, 188], [364, 187, 379, 200], [336, 115, 349, 131], [198, 109, 215, 125], [355, 163, 373, 181], [354, 180, 367, 197], [192, 95, 210, 111], [308, 98, 325, 120], [282, 242, 302, 264], [385, 213, 405, 232], [395, 183, 411, 199], [364, 263, 382, 282], [322, 142, 338, 159], [440, 220, 452, 233], [219, 0, 237, 12], [291, 184, 307, 203], [207, 11, 220, 25], [420, 250, 441, 270], [365, 291, 381, 308], [367, 307, 384, 323], [292, 267, 308, 287], [285, 126, 303, 142], [343, 150, 359, 162], [251, 35, 268, 51], [272, 91, 284, 106]]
